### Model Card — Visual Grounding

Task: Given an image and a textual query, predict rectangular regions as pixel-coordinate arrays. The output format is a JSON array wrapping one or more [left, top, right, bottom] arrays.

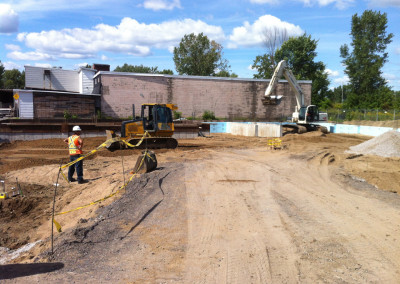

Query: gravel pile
[[347, 130, 400, 158]]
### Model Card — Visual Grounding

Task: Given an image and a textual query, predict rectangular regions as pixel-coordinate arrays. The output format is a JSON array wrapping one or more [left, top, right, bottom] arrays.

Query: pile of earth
[[347, 130, 400, 157]]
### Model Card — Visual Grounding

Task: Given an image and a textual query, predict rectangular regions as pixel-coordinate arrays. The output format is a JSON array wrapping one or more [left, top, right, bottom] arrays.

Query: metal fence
[[326, 109, 399, 123]]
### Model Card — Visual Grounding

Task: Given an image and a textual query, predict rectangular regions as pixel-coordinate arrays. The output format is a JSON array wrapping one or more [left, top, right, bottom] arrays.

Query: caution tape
[[59, 131, 151, 182], [53, 134, 151, 232]]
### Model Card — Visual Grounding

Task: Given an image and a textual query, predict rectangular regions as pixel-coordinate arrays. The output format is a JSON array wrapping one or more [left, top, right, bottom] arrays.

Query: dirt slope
[[1, 133, 400, 282]]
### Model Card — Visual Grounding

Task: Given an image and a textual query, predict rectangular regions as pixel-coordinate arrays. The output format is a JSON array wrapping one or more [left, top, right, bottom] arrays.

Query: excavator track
[[127, 137, 178, 149]]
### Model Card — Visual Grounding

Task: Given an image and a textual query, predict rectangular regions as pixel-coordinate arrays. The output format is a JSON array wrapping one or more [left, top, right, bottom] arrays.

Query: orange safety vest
[[68, 135, 82, 155]]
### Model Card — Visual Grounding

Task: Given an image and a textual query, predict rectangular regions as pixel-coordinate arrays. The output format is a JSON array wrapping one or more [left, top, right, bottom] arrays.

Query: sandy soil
[[1, 132, 400, 282]]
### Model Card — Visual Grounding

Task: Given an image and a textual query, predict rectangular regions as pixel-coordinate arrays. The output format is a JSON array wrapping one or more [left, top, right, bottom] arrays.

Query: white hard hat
[[72, 125, 82, 132]]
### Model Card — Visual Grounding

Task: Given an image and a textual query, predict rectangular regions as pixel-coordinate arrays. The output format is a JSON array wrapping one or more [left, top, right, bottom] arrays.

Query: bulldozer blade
[[105, 130, 123, 151]]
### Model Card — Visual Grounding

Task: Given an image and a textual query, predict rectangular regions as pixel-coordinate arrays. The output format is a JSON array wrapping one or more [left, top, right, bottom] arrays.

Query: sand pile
[[347, 130, 400, 158]]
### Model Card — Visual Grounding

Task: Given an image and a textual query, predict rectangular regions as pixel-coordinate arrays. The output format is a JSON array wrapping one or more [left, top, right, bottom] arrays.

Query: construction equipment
[[0, 180, 8, 199], [106, 104, 178, 151], [263, 60, 328, 133]]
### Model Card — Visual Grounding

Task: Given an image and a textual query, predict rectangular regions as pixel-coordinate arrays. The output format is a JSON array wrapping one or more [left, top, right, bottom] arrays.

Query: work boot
[[68, 178, 76, 182], [78, 179, 88, 184]]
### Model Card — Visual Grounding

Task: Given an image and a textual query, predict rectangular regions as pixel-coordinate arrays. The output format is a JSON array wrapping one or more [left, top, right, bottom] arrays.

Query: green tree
[[173, 33, 229, 76], [0, 61, 4, 89], [275, 34, 330, 107], [252, 27, 289, 79], [2, 69, 25, 89], [253, 33, 330, 107], [340, 10, 394, 109], [114, 64, 173, 74], [252, 54, 275, 79], [214, 70, 238, 78]]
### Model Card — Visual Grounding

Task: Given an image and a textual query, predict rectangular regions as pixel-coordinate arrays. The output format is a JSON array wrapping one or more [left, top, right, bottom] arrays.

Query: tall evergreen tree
[[340, 10, 393, 108]]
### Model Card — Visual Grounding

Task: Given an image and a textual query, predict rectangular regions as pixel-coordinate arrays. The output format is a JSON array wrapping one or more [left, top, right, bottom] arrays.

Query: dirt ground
[[1, 131, 400, 282]]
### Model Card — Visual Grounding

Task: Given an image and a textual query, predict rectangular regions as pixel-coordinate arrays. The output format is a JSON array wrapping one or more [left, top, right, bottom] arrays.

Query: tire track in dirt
[[183, 150, 299, 283]]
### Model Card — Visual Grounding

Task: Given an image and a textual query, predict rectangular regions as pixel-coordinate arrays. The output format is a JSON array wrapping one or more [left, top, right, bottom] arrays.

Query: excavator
[[105, 103, 178, 151], [263, 60, 328, 133]]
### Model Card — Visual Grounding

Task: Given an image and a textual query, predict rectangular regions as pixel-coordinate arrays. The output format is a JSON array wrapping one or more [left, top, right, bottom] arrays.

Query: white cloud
[[13, 17, 225, 61], [383, 73, 396, 80], [101, 54, 109, 61], [333, 76, 349, 85], [0, 4, 19, 33], [3, 61, 22, 70], [325, 68, 339, 77], [143, 0, 181, 11], [7, 51, 54, 61], [248, 64, 256, 71], [5, 44, 21, 51], [228, 15, 303, 49], [367, 0, 400, 7], [34, 63, 52, 68], [75, 62, 89, 68]]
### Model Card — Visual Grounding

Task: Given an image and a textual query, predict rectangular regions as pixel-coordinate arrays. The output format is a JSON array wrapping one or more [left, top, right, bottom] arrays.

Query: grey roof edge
[[93, 71, 312, 84], [12, 89, 101, 96]]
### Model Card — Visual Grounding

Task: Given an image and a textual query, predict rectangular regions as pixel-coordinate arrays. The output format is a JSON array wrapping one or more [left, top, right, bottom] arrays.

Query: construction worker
[[64, 125, 86, 184]]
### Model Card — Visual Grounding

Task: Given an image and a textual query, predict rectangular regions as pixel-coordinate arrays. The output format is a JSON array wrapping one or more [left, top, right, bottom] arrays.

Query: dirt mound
[[0, 183, 54, 250], [347, 130, 400, 157]]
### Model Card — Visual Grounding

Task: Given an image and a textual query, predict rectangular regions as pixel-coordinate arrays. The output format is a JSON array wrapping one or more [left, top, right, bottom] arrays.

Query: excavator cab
[[298, 105, 319, 123]]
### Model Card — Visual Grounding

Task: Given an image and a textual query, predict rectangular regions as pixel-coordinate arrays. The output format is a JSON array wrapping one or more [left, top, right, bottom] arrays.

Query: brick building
[[95, 72, 312, 121]]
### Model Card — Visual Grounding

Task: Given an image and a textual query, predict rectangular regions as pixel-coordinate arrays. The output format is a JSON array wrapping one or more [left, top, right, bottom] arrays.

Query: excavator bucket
[[131, 150, 157, 174], [105, 130, 123, 152]]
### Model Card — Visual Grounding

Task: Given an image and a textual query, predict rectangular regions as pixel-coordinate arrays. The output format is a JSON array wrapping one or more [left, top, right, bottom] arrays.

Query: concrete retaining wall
[[210, 122, 282, 138], [0, 130, 202, 143], [211, 122, 400, 137]]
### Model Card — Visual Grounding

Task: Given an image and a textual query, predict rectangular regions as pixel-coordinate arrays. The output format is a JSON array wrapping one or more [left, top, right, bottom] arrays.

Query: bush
[[63, 110, 71, 119], [202, 110, 216, 120], [173, 111, 182, 119]]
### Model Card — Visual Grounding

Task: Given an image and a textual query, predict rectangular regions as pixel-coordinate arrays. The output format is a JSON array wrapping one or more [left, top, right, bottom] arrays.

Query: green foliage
[[274, 33, 330, 107], [173, 33, 230, 76], [202, 110, 216, 120], [114, 64, 173, 75], [327, 108, 399, 122], [252, 33, 330, 108], [2, 69, 25, 89], [252, 54, 275, 79], [0, 61, 4, 89], [214, 70, 238, 78], [63, 110, 71, 119], [173, 111, 182, 119], [340, 10, 394, 109]]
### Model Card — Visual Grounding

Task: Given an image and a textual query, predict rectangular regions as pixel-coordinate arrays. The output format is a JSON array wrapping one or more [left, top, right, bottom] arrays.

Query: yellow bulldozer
[[106, 103, 178, 151]]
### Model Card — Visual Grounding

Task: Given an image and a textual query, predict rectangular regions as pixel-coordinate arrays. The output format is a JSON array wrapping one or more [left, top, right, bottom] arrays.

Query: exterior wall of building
[[79, 68, 96, 94], [99, 73, 311, 121], [33, 92, 96, 119], [25, 66, 80, 92]]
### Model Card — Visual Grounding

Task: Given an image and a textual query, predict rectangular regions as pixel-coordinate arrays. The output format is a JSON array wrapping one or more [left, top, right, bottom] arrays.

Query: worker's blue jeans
[[68, 154, 83, 182]]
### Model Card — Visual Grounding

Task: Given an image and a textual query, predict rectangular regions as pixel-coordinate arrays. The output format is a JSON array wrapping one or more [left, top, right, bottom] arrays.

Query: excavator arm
[[263, 60, 304, 111]]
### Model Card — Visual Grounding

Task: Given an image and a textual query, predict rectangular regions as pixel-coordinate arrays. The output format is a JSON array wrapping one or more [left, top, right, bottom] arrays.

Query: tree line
[[0, 64, 25, 89], [1, 10, 398, 110]]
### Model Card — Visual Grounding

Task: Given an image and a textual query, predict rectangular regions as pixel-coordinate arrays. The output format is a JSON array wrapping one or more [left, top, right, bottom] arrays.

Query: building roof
[[93, 71, 312, 84]]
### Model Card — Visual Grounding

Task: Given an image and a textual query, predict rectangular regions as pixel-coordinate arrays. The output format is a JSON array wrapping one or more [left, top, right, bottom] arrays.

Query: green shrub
[[202, 110, 216, 120], [173, 111, 182, 119]]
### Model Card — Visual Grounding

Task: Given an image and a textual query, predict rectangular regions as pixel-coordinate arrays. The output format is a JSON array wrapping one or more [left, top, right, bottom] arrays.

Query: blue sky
[[0, 0, 399, 90]]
